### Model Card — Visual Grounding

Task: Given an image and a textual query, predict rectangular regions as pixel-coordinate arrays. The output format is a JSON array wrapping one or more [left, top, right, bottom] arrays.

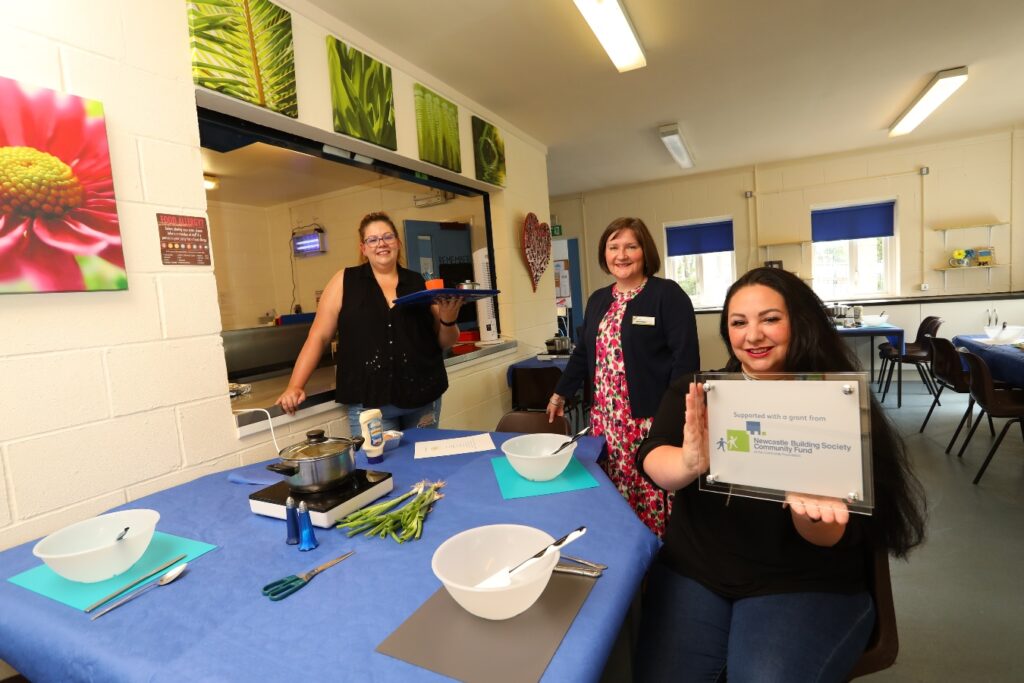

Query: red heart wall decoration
[[521, 212, 551, 292]]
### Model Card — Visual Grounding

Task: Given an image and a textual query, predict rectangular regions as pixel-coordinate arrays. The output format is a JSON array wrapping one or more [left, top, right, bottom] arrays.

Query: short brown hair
[[358, 211, 403, 265], [597, 217, 660, 275]]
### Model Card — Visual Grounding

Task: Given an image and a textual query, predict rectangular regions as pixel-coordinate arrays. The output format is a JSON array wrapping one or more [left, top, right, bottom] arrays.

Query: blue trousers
[[344, 398, 442, 438], [635, 563, 875, 683]]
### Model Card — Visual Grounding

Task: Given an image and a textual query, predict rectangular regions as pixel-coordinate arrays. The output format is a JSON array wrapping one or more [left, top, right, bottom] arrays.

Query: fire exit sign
[[551, 224, 563, 237]]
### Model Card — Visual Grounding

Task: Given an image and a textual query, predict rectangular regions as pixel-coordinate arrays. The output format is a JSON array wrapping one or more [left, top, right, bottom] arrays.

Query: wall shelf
[[933, 264, 1005, 272], [928, 222, 1008, 232]]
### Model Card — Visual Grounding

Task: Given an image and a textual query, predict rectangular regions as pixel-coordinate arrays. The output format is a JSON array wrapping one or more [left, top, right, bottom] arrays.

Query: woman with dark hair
[[276, 211, 462, 436], [634, 267, 926, 682], [547, 217, 700, 537]]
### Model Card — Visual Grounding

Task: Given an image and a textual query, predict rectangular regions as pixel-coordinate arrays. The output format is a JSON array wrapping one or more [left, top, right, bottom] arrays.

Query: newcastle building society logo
[[717, 421, 761, 453]]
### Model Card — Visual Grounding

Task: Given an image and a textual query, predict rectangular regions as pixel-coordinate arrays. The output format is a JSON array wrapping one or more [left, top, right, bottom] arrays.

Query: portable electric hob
[[249, 469, 394, 528]]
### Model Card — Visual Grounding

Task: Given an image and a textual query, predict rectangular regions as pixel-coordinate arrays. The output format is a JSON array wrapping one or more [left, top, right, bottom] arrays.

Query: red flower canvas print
[[0, 76, 126, 293]]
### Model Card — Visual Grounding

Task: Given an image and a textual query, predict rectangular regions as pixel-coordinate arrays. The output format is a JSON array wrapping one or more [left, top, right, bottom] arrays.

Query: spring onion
[[336, 480, 445, 543]]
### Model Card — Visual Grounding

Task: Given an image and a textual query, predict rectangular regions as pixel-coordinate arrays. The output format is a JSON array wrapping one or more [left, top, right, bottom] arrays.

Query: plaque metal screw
[[842, 384, 854, 395], [847, 491, 861, 502], [703, 382, 713, 392], [706, 474, 718, 484]]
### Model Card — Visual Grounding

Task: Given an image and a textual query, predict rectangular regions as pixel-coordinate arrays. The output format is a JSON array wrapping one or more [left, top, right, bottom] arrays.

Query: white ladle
[[550, 426, 590, 456], [90, 563, 189, 620], [476, 527, 586, 588]]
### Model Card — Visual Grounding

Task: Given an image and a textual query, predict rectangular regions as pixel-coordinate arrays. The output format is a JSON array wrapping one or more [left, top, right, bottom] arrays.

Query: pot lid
[[278, 430, 361, 461]]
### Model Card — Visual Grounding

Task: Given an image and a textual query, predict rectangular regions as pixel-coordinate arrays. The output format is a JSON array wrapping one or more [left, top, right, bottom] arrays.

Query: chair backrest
[[512, 367, 563, 411], [848, 544, 899, 679], [929, 337, 970, 392], [495, 410, 571, 435], [961, 351, 998, 409], [911, 316, 943, 346]]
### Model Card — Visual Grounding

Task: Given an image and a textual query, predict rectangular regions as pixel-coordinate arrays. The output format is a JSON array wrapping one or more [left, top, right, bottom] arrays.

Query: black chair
[[919, 337, 994, 454], [958, 352, 1024, 484], [877, 315, 942, 391], [847, 545, 899, 680], [511, 365, 583, 430], [495, 410, 571, 435], [879, 317, 943, 402]]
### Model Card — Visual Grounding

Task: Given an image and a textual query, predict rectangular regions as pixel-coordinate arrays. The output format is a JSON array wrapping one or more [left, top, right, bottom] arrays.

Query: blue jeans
[[344, 399, 442, 438], [635, 563, 875, 683]]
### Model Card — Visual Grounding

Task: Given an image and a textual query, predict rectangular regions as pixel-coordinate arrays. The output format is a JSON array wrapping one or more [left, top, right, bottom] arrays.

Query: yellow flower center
[[0, 146, 83, 217]]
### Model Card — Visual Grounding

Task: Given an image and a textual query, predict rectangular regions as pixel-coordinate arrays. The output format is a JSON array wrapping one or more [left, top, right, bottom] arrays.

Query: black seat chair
[[511, 365, 583, 430], [920, 337, 994, 453], [957, 352, 1024, 484], [847, 545, 899, 680], [495, 410, 571, 435], [876, 315, 942, 390], [879, 317, 943, 402]]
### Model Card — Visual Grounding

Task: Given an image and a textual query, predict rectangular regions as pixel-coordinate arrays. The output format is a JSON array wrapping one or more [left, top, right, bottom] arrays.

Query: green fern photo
[[471, 116, 506, 186], [413, 84, 461, 173], [326, 37, 398, 150], [187, 0, 298, 118]]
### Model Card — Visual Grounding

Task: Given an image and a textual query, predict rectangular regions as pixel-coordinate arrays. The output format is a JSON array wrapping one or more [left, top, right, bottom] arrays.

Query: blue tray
[[392, 288, 500, 306]]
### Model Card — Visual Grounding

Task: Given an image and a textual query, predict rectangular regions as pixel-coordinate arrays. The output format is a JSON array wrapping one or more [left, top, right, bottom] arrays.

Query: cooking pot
[[545, 337, 571, 354], [826, 303, 852, 319], [267, 430, 364, 493], [457, 280, 481, 290]]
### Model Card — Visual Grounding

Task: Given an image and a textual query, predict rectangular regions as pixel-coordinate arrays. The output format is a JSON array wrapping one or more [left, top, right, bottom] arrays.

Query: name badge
[[633, 315, 656, 326]]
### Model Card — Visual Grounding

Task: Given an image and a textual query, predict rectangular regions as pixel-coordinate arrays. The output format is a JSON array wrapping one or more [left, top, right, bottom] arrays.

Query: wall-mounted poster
[[326, 37, 397, 150], [471, 116, 506, 186], [413, 84, 461, 172], [0, 76, 126, 294], [187, 0, 298, 118]]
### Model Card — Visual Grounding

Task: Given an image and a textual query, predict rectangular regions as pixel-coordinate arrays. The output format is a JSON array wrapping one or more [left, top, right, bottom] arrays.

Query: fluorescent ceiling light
[[573, 0, 646, 72], [203, 174, 219, 191], [659, 124, 694, 169], [889, 66, 968, 137]]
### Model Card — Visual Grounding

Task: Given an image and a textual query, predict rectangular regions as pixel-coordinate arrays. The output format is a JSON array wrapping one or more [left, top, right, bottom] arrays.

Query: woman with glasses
[[276, 212, 462, 436]]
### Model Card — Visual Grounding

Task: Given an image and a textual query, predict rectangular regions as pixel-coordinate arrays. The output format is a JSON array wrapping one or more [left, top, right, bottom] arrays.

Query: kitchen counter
[[230, 339, 517, 436]]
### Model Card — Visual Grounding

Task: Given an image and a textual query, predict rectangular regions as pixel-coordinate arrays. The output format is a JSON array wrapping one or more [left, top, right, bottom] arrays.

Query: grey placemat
[[376, 573, 595, 683]]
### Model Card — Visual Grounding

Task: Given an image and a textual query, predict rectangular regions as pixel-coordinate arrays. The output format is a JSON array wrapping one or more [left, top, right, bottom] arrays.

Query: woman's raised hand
[[436, 295, 464, 322], [681, 382, 710, 477], [546, 394, 566, 423]]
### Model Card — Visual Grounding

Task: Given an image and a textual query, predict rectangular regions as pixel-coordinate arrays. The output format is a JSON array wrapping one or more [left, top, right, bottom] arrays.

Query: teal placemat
[[7, 531, 217, 611], [491, 456, 599, 499]]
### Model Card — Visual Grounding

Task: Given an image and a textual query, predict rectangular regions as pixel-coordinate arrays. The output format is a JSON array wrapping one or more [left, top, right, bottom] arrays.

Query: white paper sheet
[[414, 434, 497, 459]]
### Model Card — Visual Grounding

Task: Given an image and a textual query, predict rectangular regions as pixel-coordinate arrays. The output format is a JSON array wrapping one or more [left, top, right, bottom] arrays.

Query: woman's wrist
[[548, 395, 565, 407], [440, 319, 458, 327]]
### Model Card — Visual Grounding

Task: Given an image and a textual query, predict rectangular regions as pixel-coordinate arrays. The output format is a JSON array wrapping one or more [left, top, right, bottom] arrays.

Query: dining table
[[951, 334, 1024, 388], [836, 323, 906, 406], [0, 429, 659, 683]]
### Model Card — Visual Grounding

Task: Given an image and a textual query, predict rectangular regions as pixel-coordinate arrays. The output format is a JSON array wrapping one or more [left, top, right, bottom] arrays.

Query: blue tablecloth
[[0, 429, 658, 683], [952, 334, 1024, 388]]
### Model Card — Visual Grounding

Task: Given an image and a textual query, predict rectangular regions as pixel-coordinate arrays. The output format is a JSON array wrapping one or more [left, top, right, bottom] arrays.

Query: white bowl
[[985, 325, 1024, 343], [501, 433, 577, 482], [861, 314, 889, 327], [32, 509, 160, 583], [432, 524, 558, 620]]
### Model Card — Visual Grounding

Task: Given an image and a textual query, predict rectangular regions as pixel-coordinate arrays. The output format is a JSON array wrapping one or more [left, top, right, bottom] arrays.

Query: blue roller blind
[[811, 201, 895, 242], [666, 220, 734, 257]]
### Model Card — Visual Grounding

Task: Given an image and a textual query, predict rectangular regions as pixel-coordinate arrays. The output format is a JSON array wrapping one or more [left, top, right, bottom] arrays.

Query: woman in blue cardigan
[[547, 217, 700, 536]]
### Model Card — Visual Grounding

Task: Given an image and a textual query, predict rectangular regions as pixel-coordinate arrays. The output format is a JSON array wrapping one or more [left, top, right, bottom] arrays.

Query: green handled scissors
[[261, 551, 355, 601]]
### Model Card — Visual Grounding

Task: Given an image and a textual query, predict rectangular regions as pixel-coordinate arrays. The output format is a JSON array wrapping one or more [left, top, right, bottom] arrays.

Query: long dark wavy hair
[[720, 267, 926, 558]]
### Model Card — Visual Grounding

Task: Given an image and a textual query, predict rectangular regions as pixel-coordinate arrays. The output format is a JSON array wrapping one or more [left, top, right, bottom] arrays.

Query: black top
[[335, 263, 447, 408], [554, 276, 700, 419], [636, 374, 867, 599]]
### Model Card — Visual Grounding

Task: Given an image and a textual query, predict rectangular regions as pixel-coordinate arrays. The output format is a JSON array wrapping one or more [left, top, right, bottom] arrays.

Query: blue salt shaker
[[297, 500, 319, 551]]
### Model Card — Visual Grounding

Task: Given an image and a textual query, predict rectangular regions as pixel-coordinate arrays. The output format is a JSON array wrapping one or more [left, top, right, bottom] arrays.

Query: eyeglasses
[[363, 232, 397, 247]]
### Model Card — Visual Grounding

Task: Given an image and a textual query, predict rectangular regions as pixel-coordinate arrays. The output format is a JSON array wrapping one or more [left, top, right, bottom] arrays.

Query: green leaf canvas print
[[471, 116, 506, 186], [413, 84, 461, 173], [187, 0, 298, 118], [326, 37, 398, 150]]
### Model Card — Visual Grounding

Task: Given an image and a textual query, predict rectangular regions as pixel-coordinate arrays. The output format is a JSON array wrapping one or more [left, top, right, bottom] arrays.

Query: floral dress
[[591, 281, 672, 537]]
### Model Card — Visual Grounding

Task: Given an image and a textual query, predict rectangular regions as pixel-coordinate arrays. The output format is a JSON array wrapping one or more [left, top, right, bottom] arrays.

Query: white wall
[[554, 128, 1024, 371], [0, 0, 554, 565]]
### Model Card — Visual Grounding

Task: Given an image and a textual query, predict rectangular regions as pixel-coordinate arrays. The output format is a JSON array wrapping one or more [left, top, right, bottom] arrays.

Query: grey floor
[[866, 381, 1024, 682]]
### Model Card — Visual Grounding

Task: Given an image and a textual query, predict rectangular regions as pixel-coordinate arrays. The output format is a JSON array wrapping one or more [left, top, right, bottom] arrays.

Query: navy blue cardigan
[[554, 276, 700, 419]]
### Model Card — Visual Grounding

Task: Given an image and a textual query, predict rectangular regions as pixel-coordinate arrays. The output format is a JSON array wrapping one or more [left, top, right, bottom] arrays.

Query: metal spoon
[[115, 527, 130, 541], [90, 563, 188, 620], [551, 426, 590, 456]]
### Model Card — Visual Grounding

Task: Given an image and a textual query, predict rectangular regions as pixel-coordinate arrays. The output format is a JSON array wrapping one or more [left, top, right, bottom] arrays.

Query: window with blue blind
[[811, 201, 895, 242], [664, 219, 735, 308], [665, 219, 734, 256]]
